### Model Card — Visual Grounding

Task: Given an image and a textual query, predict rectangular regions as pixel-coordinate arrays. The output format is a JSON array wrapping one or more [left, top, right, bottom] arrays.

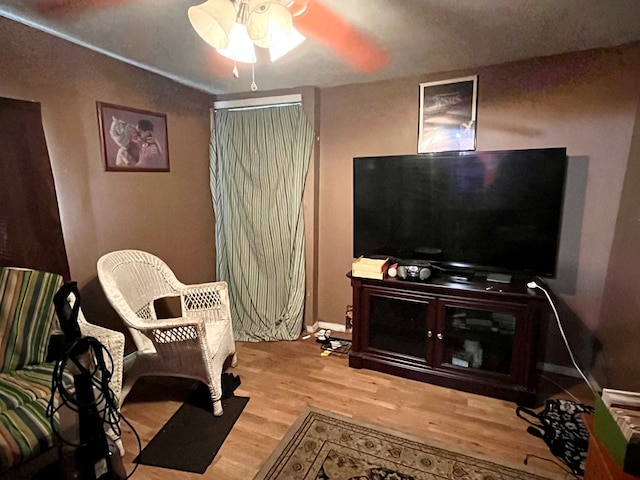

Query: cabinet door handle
[[436, 333, 444, 340], [427, 330, 433, 338]]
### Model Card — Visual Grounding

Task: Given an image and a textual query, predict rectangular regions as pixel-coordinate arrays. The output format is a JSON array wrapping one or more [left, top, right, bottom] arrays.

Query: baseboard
[[537, 362, 581, 378], [123, 351, 137, 373], [317, 321, 346, 333], [587, 373, 602, 394], [538, 362, 601, 398], [306, 322, 319, 334]]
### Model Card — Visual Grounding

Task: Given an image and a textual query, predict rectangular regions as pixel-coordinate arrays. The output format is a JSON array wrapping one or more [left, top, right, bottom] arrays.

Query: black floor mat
[[135, 378, 248, 473]]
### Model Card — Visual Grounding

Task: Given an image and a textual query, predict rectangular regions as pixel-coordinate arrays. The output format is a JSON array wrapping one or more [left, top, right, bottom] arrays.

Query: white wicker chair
[[96, 249, 237, 416]]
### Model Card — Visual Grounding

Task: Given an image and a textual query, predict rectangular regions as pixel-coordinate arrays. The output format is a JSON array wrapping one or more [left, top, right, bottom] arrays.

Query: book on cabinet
[[352, 257, 389, 280]]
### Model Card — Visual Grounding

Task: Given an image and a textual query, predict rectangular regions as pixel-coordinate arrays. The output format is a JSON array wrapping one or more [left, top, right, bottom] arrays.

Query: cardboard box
[[594, 395, 640, 476]]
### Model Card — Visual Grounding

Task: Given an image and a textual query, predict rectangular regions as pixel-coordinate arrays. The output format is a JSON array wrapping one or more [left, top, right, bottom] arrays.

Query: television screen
[[353, 148, 567, 277]]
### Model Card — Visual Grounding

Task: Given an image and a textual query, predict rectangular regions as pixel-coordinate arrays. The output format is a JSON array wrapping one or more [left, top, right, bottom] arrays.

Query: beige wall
[[600, 68, 640, 390], [0, 17, 215, 333], [318, 44, 640, 387], [3, 14, 640, 388]]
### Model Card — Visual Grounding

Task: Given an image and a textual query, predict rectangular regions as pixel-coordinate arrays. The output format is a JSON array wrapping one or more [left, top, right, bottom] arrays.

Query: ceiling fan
[[36, 0, 389, 73]]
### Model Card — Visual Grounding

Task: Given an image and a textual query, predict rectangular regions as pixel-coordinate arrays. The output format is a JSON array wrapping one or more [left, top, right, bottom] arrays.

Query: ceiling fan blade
[[292, 0, 389, 72], [37, 0, 137, 16]]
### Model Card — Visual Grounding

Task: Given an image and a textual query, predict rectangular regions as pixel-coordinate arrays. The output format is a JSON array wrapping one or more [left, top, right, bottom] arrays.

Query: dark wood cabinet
[[348, 273, 549, 406]]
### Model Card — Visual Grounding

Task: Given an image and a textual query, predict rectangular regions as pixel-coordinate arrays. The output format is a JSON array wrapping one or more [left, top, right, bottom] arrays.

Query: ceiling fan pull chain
[[251, 63, 258, 91]]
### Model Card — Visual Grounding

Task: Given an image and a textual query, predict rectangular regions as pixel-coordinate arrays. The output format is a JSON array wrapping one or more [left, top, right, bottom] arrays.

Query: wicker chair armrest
[[76, 311, 125, 404], [144, 301, 209, 351], [77, 319, 125, 347], [178, 282, 228, 313], [179, 281, 225, 292], [145, 314, 203, 331], [147, 295, 205, 326]]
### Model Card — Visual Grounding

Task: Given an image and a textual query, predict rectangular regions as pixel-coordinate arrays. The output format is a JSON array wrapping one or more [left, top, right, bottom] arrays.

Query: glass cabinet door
[[365, 292, 430, 360], [438, 304, 517, 376]]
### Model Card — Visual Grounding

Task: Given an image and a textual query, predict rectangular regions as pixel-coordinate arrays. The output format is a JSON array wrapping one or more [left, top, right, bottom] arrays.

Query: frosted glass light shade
[[188, 0, 237, 50], [246, 2, 293, 48], [216, 23, 257, 64], [269, 27, 305, 62]]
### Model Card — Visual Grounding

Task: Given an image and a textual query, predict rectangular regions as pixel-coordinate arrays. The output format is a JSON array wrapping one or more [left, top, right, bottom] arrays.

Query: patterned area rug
[[254, 407, 554, 480]]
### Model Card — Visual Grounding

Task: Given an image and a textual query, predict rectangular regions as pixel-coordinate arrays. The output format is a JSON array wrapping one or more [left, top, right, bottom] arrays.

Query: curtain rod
[[213, 94, 302, 111]]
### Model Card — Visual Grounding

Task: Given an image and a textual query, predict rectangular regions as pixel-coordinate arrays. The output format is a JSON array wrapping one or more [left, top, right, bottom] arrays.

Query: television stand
[[347, 272, 549, 406]]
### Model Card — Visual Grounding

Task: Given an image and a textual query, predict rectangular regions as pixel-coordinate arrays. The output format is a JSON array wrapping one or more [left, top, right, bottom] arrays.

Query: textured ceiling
[[1, 0, 640, 95]]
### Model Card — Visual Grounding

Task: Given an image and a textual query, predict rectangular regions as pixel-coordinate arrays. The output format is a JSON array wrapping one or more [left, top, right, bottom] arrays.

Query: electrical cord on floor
[[118, 410, 142, 479], [527, 278, 598, 398], [524, 454, 578, 479], [46, 336, 142, 479]]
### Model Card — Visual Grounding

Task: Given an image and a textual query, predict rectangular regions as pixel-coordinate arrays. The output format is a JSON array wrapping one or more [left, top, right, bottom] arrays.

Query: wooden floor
[[118, 338, 594, 480]]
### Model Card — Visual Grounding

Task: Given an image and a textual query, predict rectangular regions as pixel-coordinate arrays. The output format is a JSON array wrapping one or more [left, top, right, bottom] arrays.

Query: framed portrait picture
[[418, 75, 478, 153], [97, 102, 169, 172]]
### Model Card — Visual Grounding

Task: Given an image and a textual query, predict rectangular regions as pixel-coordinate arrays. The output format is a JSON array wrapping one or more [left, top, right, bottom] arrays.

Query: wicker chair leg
[[210, 386, 224, 416], [212, 398, 223, 416]]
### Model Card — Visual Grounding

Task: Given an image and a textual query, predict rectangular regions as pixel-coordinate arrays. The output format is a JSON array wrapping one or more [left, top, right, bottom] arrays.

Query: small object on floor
[[302, 334, 311, 340], [345, 305, 353, 331], [319, 337, 352, 356], [315, 329, 332, 342]]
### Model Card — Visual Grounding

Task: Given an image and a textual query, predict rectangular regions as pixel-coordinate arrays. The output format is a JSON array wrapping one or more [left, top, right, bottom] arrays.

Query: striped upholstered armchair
[[0, 267, 124, 476]]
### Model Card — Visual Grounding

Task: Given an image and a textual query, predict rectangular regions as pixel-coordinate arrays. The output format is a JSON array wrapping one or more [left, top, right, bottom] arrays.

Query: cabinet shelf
[[348, 273, 549, 406]]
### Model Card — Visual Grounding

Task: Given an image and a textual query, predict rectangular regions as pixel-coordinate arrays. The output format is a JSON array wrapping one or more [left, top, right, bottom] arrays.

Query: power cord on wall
[[527, 278, 598, 397]]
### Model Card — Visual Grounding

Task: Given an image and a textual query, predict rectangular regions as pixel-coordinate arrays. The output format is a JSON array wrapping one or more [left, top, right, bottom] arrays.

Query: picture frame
[[418, 75, 478, 153], [97, 101, 169, 172]]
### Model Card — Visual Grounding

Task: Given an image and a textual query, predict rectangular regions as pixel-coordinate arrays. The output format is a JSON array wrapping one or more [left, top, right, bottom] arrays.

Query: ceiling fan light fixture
[[216, 23, 257, 64], [188, 0, 237, 50], [189, 0, 306, 75], [268, 27, 306, 62], [246, 2, 293, 48]]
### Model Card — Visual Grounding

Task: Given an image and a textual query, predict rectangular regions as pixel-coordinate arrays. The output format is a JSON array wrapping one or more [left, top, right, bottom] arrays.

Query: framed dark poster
[[418, 76, 478, 153]]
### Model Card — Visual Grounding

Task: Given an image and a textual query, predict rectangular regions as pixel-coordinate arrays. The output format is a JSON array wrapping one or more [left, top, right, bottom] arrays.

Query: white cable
[[527, 280, 598, 397]]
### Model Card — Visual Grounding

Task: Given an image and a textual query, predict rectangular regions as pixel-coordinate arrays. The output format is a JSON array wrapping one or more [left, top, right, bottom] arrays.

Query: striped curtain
[[210, 105, 313, 341]]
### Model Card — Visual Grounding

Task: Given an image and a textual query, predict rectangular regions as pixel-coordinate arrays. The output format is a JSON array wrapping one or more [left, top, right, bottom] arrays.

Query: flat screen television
[[353, 148, 567, 277]]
